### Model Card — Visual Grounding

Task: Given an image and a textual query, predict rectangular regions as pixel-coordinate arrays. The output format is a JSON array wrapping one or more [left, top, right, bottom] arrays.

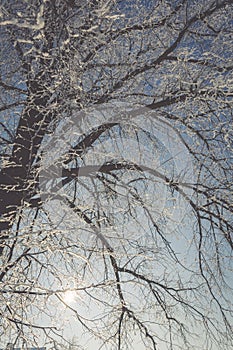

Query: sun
[[63, 290, 77, 304]]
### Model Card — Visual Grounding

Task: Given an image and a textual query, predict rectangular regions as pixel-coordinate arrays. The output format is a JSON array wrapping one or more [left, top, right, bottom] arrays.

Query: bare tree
[[0, 0, 232, 349]]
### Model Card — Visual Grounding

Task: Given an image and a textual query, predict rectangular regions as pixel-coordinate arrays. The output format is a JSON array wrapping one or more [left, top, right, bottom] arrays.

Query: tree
[[0, 0, 232, 349]]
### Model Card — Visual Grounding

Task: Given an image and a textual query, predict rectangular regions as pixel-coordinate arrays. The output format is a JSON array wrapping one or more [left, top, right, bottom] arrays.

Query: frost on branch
[[0, 1, 232, 349]]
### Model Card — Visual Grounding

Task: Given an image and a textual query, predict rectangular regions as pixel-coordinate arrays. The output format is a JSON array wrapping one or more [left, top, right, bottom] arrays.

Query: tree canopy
[[0, 0, 232, 349]]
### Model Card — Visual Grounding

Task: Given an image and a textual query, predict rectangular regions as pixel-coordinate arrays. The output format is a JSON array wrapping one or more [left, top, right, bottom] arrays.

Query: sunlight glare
[[63, 290, 77, 304]]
